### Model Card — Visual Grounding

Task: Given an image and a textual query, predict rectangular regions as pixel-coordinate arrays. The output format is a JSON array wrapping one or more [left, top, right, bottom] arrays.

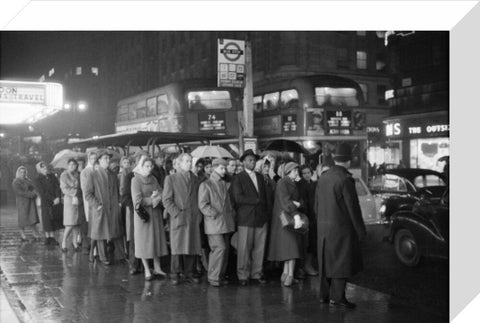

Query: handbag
[[135, 204, 150, 223], [279, 211, 309, 235]]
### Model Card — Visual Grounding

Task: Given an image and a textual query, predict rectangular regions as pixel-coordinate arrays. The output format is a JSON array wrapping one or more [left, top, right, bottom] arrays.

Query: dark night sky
[[1, 32, 103, 80]]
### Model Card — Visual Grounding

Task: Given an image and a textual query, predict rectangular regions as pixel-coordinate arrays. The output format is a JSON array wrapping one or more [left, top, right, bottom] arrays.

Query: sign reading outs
[[198, 112, 226, 132], [326, 110, 352, 135], [217, 39, 245, 88]]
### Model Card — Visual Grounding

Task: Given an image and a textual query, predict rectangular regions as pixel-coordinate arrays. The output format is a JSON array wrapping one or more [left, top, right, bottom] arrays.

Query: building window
[[356, 51, 367, 69], [377, 85, 387, 104], [76, 67, 82, 75], [336, 48, 349, 68], [356, 31, 366, 36], [91, 67, 99, 76], [359, 83, 368, 103], [48, 68, 55, 77]]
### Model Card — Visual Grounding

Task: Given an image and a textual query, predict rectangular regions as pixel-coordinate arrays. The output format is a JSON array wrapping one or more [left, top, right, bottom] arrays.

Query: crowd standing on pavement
[[9, 142, 366, 309]]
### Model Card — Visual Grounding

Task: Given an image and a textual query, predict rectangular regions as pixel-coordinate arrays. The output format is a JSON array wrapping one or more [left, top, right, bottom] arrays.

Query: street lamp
[[64, 100, 88, 137], [77, 102, 87, 111]]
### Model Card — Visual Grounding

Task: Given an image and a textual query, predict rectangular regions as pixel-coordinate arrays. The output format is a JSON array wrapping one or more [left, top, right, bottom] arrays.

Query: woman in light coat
[[131, 156, 168, 280], [12, 166, 40, 241], [60, 159, 84, 252]]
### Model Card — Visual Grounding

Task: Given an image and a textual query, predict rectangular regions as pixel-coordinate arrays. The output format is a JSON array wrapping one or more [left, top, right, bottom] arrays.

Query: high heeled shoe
[[281, 273, 288, 283], [152, 271, 167, 278]]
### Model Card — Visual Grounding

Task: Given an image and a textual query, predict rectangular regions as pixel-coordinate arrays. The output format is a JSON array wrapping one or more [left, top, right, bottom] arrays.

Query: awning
[[67, 131, 235, 149]]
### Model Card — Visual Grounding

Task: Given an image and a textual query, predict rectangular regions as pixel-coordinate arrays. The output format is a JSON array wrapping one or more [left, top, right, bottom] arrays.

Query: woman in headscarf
[[267, 162, 303, 287], [12, 166, 40, 241], [60, 158, 85, 252], [131, 155, 169, 281], [33, 161, 61, 246]]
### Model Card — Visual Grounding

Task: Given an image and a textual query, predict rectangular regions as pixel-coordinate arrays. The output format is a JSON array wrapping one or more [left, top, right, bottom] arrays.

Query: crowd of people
[[11, 142, 366, 309]]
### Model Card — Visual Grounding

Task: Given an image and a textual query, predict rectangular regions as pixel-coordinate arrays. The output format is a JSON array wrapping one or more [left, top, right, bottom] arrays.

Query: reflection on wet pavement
[[0, 205, 446, 322]]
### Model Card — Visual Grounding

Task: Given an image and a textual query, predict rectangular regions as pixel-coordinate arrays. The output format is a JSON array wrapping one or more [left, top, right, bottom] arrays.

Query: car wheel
[[394, 228, 421, 266]]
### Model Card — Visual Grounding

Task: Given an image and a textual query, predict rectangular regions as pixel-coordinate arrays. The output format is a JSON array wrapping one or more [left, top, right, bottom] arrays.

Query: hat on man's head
[[284, 162, 299, 175], [239, 149, 260, 162], [333, 143, 352, 162], [96, 149, 113, 162], [212, 158, 228, 167]]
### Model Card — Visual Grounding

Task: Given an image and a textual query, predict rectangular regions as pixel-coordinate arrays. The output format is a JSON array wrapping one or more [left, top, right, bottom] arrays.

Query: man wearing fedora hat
[[229, 149, 269, 286], [315, 142, 366, 308], [84, 150, 125, 265]]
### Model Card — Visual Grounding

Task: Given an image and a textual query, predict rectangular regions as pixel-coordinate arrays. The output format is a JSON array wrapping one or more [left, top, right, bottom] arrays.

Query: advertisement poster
[[306, 108, 325, 135]]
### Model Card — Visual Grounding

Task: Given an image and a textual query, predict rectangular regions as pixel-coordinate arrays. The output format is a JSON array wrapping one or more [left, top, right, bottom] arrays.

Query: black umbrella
[[264, 139, 310, 155]]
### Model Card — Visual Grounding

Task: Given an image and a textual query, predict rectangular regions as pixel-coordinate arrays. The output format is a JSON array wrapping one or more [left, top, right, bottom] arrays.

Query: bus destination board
[[326, 110, 352, 135], [198, 112, 226, 132]]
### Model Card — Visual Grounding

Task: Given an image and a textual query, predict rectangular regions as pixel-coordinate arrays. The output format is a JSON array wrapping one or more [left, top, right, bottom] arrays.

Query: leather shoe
[[185, 276, 201, 284], [319, 297, 329, 304], [295, 269, 306, 280], [238, 279, 248, 286], [329, 299, 356, 309], [171, 275, 179, 285], [209, 280, 221, 287], [251, 275, 267, 285]]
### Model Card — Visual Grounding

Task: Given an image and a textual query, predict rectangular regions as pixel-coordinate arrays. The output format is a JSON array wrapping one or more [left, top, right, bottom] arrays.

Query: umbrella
[[50, 149, 87, 169], [264, 139, 310, 155], [191, 145, 233, 159]]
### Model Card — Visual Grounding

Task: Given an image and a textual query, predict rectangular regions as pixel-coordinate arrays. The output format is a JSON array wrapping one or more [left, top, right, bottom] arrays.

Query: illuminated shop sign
[[385, 119, 449, 138], [0, 80, 63, 125]]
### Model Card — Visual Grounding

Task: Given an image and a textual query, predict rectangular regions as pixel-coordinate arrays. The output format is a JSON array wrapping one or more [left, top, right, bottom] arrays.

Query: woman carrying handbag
[[267, 162, 306, 287]]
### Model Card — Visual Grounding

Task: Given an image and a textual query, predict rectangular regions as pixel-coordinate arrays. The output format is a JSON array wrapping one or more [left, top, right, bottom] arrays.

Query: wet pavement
[[0, 204, 447, 323]]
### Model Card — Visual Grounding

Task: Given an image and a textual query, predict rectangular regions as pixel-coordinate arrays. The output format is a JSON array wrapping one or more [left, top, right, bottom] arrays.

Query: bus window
[[157, 94, 169, 114], [188, 91, 232, 110], [147, 97, 157, 116], [136, 100, 147, 119], [280, 89, 299, 109], [315, 87, 359, 107], [254, 96, 263, 113], [263, 92, 279, 111], [128, 103, 136, 120], [117, 105, 129, 122]]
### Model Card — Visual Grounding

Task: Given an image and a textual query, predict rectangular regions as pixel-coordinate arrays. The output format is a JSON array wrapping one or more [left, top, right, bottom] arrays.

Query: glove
[[293, 214, 302, 229]]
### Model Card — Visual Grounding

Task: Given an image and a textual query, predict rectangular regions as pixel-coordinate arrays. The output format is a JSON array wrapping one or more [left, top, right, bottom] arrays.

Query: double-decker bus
[[253, 75, 368, 177], [115, 79, 242, 147]]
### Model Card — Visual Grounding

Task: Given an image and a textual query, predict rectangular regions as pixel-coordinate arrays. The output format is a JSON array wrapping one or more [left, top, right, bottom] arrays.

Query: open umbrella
[[264, 139, 310, 155], [191, 145, 233, 159], [50, 149, 87, 169]]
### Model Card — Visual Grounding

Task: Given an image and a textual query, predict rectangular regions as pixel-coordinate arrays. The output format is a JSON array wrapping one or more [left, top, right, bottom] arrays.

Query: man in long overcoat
[[163, 153, 202, 284], [198, 158, 235, 287], [80, 151, 97, 257], [84, 150, 125, 265], [229, 149, 269, 286], [315, 143, 366, 308]]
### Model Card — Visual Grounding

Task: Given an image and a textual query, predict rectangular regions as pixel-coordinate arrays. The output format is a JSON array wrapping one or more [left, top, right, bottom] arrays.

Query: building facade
[[382, 31, 449, 172]]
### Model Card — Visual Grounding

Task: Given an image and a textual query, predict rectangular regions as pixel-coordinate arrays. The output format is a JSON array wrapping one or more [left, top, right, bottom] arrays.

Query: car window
[[370, 174, 408, 193], [354, 178, 367, 196], [425, 174, 446, 186]]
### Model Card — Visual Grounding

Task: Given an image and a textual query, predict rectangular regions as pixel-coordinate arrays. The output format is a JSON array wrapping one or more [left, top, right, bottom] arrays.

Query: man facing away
[[198, 158, 235, 287], [162, 153, 202, 285], [229, 149, 269, 286], [315, 143, 366, 308]]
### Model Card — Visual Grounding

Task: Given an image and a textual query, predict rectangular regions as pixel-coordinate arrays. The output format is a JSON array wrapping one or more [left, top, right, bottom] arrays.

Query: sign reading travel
[[326, 110, 352, 135], [217, 39, 245, 88], [198, 112, 226, 132]]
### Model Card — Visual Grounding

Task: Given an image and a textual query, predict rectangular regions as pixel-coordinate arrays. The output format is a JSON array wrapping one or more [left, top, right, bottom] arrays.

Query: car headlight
[[379, 204, 386, 216]]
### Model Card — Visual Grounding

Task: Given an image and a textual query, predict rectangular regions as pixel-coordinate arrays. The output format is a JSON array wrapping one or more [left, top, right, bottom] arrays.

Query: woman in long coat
[[33, 161, 61, 246], [60, 159, 85, 252], [296, 165, 318, 276], [12, 166, 40, 241], [267, 162, 302, 287], [131, 156, 168, 280]]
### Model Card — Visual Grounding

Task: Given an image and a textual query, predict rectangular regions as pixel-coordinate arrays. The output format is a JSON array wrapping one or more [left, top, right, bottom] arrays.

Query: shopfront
[[383, 112, 449, 172]]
